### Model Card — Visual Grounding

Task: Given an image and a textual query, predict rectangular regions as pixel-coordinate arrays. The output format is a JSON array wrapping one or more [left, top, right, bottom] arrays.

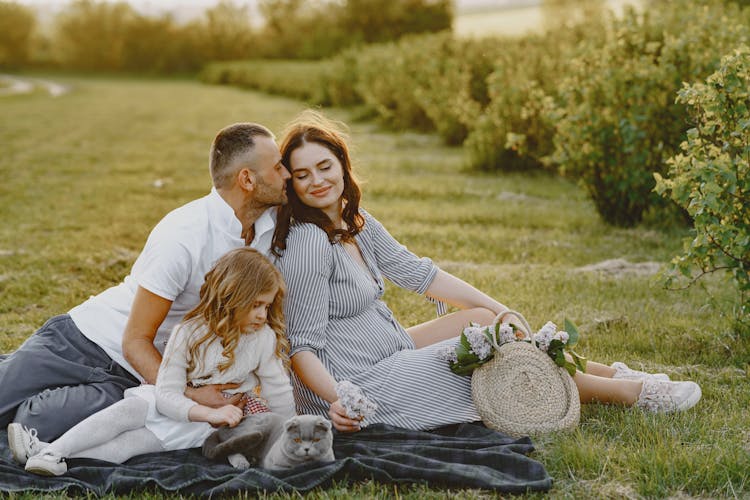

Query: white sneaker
[[611, 362, 669, 381], [25, 451, 67, 476], [7, 423, 45, 465], [636, 378, 702, 413]]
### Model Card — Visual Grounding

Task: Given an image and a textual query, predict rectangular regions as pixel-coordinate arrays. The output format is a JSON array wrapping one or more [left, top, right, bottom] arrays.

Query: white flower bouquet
[[335, 380, 378, 427], [437, 317, 587, 376]]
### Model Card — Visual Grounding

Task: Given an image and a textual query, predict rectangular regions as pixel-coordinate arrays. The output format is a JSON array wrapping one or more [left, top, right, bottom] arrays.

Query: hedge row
[[202, 0, 750, 227]]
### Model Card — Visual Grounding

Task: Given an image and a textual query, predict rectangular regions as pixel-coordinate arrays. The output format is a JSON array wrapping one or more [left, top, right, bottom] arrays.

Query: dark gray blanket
[[0, 423, 552, 495]]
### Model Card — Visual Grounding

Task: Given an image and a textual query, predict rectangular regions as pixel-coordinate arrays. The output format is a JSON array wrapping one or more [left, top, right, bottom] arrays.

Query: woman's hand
[[185, 383, 245, 408], [328, 400, 362, 432], [205, 405, 244, 427]]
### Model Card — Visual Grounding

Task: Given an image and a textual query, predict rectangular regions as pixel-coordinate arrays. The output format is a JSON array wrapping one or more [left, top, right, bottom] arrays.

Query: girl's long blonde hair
[[180, 247, 289, 375]]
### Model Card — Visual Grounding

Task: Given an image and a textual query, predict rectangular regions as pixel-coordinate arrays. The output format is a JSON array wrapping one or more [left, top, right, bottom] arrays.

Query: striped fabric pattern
[[277, 210, 480, 430]]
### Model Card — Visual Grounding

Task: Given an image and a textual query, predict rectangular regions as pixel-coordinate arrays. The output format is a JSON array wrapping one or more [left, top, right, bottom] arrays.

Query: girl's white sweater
[[154, 321, 295, 422]]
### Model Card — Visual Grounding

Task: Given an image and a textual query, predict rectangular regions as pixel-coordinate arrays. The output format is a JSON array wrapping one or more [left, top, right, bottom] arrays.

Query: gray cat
[[201, 413, 334, 470], [262, 414, 335, 470]]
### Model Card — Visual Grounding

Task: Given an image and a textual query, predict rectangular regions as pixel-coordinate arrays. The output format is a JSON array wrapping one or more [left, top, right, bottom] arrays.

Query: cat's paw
[[227, 453, 252, 469]]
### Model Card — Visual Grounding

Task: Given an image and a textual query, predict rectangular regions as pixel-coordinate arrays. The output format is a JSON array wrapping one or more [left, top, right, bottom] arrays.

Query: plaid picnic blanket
[[0, 422, 552, 495]]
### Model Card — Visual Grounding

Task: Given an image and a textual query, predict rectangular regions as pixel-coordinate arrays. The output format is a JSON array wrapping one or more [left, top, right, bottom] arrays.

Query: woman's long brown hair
[[176, 247, 290, 375], [272, 110, 364, 256]]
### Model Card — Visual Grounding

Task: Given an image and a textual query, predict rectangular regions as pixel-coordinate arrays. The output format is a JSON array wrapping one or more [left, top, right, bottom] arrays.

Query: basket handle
[[490, 309, 536, 349]]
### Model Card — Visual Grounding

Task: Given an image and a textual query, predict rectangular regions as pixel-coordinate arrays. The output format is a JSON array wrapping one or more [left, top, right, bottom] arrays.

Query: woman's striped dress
[[277, 209, 481, 430]]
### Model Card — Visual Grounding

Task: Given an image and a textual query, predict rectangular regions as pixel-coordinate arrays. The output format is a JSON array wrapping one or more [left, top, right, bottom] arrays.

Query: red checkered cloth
[[221, 391, 270, 416], [242, 396, 271, 415]]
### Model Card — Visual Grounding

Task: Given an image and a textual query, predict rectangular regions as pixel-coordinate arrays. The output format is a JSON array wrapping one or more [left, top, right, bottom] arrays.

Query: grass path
[[0, 75, 748, 498]]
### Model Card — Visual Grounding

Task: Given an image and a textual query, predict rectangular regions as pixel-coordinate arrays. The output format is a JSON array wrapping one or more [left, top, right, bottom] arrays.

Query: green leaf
[[554, 348, 566, 367], [564, 361, 577, 377], [454, 342, 478, 364], [483, 329, 495, 346], [570, 350, 588, 373], [564, 318, 580, 347], [460, 331, 472, 352], [549, 339, 565, 352], [450, 363, 477, 376]]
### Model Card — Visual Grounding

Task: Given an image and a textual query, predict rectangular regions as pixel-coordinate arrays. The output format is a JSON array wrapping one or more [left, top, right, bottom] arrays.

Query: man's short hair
[[209, 123, 274, 189]]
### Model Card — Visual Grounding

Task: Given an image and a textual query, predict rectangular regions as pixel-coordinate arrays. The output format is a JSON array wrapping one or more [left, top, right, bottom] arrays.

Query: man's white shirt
[[69, 188, 276, 380]]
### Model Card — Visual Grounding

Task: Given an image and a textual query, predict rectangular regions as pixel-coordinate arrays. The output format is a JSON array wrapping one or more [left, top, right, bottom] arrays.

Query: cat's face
[[282, 415, 333, 461]]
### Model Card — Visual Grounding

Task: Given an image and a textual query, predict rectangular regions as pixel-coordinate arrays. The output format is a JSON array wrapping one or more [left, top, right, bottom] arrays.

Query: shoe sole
[[7, 423, 28, 465], [25, 463, 65, 476]]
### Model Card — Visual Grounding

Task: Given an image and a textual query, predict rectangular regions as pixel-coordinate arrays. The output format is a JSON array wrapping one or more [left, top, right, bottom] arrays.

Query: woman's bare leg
[[407, 307, 495, 348], [565, 354, 617, 377], [574, 372, 642, 405]]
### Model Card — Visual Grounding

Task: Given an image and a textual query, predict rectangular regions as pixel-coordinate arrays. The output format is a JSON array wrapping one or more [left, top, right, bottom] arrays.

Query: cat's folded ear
[[284, 416, 300, 432], [316, 418, 332, 432]]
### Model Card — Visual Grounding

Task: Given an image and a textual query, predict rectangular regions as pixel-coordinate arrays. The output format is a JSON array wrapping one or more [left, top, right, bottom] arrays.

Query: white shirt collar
[[252, 206, 277, 245], [208, 187, 243, 239], [208, 188, 277, 250]]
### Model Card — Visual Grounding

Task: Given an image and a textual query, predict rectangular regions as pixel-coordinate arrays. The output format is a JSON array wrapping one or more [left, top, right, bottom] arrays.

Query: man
[[0, 123, 290, 451]]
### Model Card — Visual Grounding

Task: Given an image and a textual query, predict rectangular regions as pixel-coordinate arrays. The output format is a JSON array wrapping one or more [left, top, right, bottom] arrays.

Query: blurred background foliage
[[1, 0, 748, 317], [0, 0, 453, 70]]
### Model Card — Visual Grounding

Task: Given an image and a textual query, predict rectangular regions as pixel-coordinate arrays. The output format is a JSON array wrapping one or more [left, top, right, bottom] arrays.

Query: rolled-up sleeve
[[277, 224, 333, 356], [362, 210, 438, 294]]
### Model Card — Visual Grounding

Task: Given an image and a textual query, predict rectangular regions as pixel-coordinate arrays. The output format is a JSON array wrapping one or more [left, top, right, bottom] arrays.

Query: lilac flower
[[533, 321, 557, 352], [553, 331, 569, 344], [335, 380, 378, 427], [436, 344, 458, 363], [464, 327, 492, 360], [497, 323, 517, 344]]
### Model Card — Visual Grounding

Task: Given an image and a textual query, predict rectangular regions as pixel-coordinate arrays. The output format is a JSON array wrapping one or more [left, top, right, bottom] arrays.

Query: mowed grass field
[[0, 75, 748, 499]]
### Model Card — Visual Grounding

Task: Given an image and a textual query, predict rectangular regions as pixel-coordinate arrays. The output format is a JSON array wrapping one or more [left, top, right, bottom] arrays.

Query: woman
[[272, 111, 701, 433]]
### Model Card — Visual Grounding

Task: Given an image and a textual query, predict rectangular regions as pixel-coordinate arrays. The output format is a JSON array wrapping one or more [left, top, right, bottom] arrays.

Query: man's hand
[[185, 383, 246, 408], [328, 399, 362, 433]]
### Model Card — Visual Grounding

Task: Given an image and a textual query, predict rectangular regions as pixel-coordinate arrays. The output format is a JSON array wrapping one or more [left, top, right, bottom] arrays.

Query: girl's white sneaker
[[611, 362, 669, 381], [7, 423, 44, 465], [636, 378, 702, 413], [25, 451, 67, 476]]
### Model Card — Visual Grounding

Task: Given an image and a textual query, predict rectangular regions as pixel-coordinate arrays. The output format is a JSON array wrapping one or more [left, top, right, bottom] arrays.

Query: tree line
[[0, 0, 452, 72]]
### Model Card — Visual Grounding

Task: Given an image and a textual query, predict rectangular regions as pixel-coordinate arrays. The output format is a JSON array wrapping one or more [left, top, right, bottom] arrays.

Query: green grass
[[1, 74, 748, 498]]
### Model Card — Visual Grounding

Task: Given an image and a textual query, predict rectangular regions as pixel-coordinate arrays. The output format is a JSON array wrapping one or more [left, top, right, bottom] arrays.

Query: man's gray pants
[[0, 315, 140, 441]]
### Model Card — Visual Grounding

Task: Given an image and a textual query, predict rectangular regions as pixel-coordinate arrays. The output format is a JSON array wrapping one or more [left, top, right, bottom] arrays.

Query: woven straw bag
[[471, 310, 580, 438]]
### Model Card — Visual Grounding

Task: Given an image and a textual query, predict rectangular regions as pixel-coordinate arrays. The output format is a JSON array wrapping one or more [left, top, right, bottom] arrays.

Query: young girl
[[9, 247, 295, 476]]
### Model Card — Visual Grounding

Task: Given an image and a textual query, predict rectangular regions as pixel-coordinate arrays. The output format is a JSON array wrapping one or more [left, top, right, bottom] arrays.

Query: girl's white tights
[[43, 397, 165, 463]]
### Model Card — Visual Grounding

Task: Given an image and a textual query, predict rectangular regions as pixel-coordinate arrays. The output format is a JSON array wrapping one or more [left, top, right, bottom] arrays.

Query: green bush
[[200, 59, 335, 105], [550, 0, 750, 226], [351, 34, 442, 132], [0, 1, 35, 68], [412, 37, 504, 145], [655, 47, 750, 317], [321, 48, 362, 107], [463, 15, 612, 172], [54, 0, 136, 70], [328, 33, 504, 143], [339, 0, 452, 44], [51, 0, 230, 72], [255, 0, 452, 60]]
